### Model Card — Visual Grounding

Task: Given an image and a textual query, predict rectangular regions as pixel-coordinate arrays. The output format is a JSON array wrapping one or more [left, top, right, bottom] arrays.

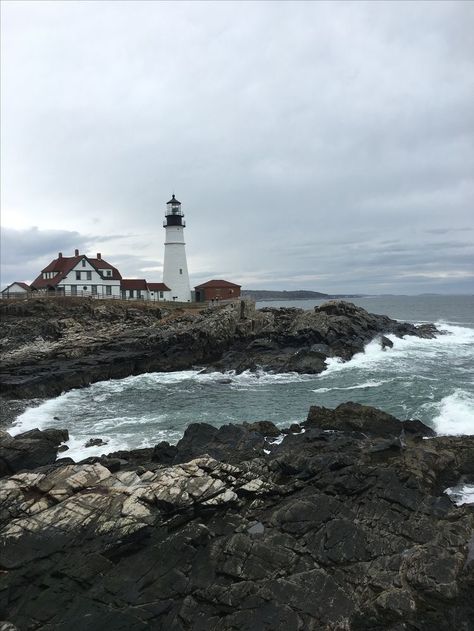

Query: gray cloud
[[1, 1, 473, 294]]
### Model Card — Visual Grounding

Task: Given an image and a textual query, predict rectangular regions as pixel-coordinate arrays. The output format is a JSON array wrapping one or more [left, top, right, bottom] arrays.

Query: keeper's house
[[194, 279, 241, 302], [30, 250, 122, 297], [3, 249, 172, 301]]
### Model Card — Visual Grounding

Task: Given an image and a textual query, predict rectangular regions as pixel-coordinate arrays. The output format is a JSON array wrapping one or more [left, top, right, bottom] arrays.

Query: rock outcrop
[[0, 427, 68, 477], [0, 298, 438, 400], [0, 405, 472, 630]]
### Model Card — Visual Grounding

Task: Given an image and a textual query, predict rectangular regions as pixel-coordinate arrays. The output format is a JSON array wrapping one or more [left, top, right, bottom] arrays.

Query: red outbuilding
[[194, 279, 241, 302]]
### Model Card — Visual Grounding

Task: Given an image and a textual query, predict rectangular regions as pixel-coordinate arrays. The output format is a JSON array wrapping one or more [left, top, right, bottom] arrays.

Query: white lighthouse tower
[[162, 194, 191, 302]]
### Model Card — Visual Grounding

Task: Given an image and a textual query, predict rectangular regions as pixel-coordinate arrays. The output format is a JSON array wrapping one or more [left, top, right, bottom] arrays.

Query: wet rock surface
[[0, 405, 473, 630], [0, 299, 438, 400]]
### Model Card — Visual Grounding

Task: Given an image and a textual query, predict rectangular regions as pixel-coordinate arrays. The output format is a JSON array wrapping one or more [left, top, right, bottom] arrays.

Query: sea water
[[9, 295, 474, 464]]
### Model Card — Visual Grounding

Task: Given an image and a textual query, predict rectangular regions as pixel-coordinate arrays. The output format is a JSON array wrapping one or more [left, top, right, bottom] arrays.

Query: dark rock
[[0, 427, 69, 477], [283, 349, 326, 374], [0, 300, 440, 398], [402, 418, 436, 437], [306, 402, 405, 436], [380, 335, 394, 349], [0, 406, 473, 630], [84, 438, 108, 448], [15, 428, 69, 443], [152, 441, 178, 464], [175, 422, 266, 464], [243, 420, 281, 437], [310, 343, 330, 355]]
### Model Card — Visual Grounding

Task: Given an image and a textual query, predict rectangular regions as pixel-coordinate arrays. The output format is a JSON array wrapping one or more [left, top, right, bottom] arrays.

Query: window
[[86, 271, 92, 280], [76, 271, 81, 280], [71, 285, 77, 295], [91, 285, 97, 295], [106, 270, 112, 277], [81, 259, 86, 267], [137, 291, 142, 299], [129, 289, 134, 298], [121, 290, 126, 299], [159, 291, 164, 298], [106, 286, 112, 296], [83, 286, 88, 291], [179, 268, 183, 275]]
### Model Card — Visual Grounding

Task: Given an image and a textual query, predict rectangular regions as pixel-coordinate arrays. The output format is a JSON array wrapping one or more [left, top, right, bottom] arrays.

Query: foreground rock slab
[[0, 404, 473, 630]]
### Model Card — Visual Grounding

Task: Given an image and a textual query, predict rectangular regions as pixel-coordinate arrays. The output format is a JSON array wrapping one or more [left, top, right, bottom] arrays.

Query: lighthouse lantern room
[[162, 195, 192, 302]]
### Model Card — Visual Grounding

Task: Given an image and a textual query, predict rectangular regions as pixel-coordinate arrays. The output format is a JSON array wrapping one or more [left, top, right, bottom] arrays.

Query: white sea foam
[[445, 484, 474, 506], [431, 390, 474, 435], [321, 324, 474, 376], [312, 379, 388, 393]]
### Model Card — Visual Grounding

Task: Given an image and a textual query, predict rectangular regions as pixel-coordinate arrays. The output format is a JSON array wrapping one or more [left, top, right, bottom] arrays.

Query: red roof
[[30, 274, 63, 289], [31, 254, 122, 289], [1, 282, 30, 293], [121, 279, 148, 290], [147, 283, 170, 291], [88, 258, 122, 280], [194, 279, 241, 289], [42, 255, 82, 275]]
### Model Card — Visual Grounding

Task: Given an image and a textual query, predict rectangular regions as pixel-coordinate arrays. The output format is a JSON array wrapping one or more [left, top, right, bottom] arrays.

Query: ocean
[[9, 295, 474, 462]]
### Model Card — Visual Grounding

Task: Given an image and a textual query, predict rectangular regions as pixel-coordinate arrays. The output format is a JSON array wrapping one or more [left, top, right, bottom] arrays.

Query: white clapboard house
[[19, 250, 170, 301], [30, 250, 123, 297]]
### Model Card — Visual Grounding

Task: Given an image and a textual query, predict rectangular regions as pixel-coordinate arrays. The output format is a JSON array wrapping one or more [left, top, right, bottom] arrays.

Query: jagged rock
[[305, 402, 435, 438], [173, 422, 266, 464], [0, 428, 68, 477], [0, 407, 473, 630], [0, 300, 440, 399], [243, 420, 281, 437], [84, 437, 108, 448]]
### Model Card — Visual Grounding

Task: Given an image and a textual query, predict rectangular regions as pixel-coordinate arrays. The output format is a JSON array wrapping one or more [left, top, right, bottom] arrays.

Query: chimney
[[74, 249, 79, 256], [58, 252, 63, 259], [97, 252, 101, 260]]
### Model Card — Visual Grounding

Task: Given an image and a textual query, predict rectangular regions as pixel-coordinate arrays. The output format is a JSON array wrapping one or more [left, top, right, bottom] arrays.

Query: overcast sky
[[1, 0, 473, 294]]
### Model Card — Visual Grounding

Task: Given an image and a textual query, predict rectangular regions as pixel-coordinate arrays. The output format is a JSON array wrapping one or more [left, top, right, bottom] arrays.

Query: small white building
[[30, 250, 122, 297], [1, 282, 30, 298], [120, 279, 171, 301]]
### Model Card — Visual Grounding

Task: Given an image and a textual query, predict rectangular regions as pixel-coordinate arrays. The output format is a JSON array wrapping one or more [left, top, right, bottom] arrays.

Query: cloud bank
[[1, 1, 473, 293]]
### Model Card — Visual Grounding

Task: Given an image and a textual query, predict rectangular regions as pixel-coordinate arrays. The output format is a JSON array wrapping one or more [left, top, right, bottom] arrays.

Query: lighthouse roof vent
[[167, 194, 181, 205]]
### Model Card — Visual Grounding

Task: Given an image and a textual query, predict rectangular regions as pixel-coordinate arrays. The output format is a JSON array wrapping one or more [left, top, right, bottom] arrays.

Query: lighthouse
[[162, 194, 191, 302]]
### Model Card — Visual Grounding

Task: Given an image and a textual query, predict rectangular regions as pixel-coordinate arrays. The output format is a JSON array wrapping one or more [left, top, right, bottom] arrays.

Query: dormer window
[[106, 270, 112, 277], [81, 259, 86, 267]]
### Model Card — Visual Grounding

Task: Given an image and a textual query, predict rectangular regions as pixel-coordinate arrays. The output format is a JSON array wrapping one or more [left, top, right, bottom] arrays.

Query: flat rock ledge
[[0, 403, 473, 630]]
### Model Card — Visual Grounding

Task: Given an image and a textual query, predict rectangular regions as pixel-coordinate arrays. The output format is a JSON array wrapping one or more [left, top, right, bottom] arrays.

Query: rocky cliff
[[0, 298, 437, 400], [0, 404, 472, 630]]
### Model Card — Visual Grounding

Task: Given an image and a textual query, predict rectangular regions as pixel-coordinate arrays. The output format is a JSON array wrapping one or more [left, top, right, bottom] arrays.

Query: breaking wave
[[430, 390, 474, 436], [445, 484, 474, 506]]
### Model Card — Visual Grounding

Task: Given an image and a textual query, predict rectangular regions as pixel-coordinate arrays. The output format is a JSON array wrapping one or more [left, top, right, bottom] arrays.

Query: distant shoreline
[[242, 290, 365, 301]]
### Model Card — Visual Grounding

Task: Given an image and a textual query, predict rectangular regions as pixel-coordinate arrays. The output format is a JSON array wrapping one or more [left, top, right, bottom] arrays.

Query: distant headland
[[241, 289, 364, 301]]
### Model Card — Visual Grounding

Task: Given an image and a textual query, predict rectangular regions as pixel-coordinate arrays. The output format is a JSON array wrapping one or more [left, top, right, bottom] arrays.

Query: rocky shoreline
[[2, 298, 470, 630], [0, 298, 438, 400], [0, 403, 473, 630]]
